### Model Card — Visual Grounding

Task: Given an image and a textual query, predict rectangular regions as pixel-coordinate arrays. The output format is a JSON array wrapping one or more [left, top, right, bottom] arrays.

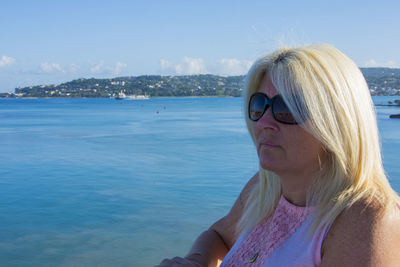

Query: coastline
[[375, 104, 400, 107], [1, 95, 238, 99], [1, 96, 397, 102]]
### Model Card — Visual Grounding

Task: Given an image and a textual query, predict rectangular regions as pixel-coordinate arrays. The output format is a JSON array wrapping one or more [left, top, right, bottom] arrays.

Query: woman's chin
[[259, 160, 280, 173]]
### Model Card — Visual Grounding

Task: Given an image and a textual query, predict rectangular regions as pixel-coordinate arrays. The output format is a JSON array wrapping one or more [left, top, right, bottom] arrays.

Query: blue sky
[[1, 0, 399, 92]]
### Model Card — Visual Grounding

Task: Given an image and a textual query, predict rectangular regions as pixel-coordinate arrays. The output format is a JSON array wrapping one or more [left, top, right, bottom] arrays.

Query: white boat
[[115, 91, 150, 100]]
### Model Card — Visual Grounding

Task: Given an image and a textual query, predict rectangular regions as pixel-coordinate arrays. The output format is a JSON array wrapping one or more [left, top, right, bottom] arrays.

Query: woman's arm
[[183, 229, 229, 267], [320, 200, 400, 267], [158, 173, 259, 267]]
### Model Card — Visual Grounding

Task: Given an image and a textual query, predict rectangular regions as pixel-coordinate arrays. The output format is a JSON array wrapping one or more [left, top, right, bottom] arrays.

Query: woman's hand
[[156, 256, 203, 267]]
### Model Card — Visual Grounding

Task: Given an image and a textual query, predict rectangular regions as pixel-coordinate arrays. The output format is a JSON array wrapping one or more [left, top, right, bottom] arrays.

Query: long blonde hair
[[238, 44, 399, 235]]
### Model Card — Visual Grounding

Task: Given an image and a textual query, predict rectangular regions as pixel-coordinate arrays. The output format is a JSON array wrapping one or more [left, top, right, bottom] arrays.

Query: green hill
[[7, 67, 400, 98]]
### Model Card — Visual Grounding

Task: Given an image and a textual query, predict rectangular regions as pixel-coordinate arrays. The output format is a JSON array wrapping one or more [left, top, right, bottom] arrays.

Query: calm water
[[0, 96, 399, 267]]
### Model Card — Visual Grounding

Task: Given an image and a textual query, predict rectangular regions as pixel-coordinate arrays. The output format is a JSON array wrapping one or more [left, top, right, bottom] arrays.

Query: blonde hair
[[238, 44, 399, 235]]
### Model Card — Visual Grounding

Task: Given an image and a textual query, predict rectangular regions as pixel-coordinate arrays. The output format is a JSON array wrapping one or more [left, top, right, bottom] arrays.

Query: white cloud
[[90, 61, 127, 75], [40, 62, 64, 73], [215, 58, 253, 76], [160, 57, 253, 76], [69, 64, 79, 73], [0, 55, 16, 67], [178, 56, 207, 74], [362, 59, 399, 68], [160, 56, 208, 75], [112, 62, 127, 75], [160, 59, 172, 70], [90, 61, 104, 73]]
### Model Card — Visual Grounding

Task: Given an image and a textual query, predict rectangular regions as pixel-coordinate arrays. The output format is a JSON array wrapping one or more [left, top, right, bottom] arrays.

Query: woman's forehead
[[258, 75, 278, 97]]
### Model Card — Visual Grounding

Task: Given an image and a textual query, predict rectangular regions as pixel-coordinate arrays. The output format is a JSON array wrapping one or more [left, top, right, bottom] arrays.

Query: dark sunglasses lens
[[273, 96, 297, 124], [249, 94, 267, 121]]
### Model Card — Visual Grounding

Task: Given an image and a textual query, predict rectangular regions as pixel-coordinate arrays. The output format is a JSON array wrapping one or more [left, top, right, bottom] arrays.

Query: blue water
[[0, 96, 399, 267]]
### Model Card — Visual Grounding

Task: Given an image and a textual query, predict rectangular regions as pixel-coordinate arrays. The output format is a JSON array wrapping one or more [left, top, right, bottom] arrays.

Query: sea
[[0, 96, 399, 267]]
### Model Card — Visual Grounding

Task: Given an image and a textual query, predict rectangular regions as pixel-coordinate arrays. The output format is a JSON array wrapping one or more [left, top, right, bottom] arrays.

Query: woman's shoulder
[[321, 198, 400, 266], [239, 172, 260, 203]]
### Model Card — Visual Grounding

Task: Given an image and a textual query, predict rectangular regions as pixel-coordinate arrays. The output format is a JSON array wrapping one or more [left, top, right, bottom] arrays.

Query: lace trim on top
[[223, 196, 314, 267]]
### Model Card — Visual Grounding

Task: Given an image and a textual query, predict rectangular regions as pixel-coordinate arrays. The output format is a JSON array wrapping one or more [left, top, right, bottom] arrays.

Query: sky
[[1, 0, 400, 92]]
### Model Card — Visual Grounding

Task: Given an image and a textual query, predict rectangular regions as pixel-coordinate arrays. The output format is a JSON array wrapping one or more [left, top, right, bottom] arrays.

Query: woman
[[157, 44, 400, 266]]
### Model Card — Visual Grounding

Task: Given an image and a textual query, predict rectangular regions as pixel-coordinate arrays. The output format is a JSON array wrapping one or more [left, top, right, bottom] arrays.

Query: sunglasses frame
[[248, 92, 298, 125]]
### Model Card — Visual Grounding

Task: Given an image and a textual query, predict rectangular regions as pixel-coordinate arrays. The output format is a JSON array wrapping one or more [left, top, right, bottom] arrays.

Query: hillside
[[4, 67, 400, 98]]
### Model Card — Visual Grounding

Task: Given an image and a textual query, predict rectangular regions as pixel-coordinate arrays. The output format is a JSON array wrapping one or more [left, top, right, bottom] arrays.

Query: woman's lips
[[259, 142, 280, 149]]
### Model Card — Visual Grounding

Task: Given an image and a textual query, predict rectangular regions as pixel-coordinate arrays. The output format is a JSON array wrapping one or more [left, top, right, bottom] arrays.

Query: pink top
[[220, 196, 332, 267]]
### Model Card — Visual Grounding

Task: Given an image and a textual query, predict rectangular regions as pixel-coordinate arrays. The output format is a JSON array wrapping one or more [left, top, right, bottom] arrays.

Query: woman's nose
[[255, 107, 279, 131]]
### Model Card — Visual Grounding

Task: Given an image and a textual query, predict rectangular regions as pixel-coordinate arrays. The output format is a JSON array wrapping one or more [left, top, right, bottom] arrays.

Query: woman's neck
[[281, 185, 308, 206], [276, 157, 322, 207], [278, 171, 316, 207]]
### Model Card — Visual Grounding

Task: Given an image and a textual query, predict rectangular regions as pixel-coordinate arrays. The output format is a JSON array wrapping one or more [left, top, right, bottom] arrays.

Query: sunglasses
[[248, 92, 298, 124]]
